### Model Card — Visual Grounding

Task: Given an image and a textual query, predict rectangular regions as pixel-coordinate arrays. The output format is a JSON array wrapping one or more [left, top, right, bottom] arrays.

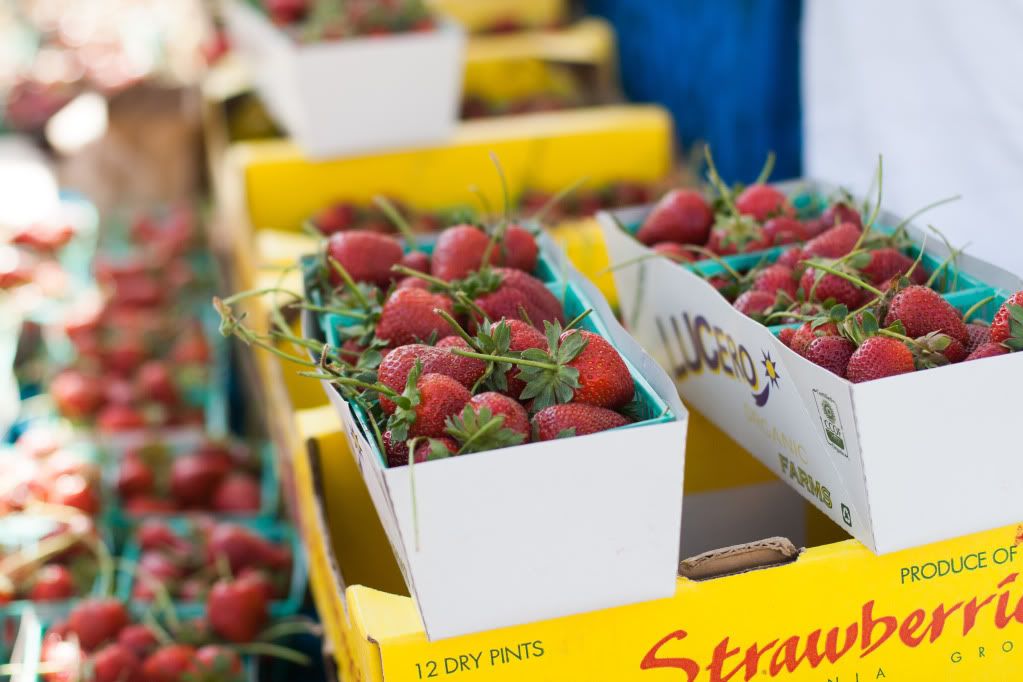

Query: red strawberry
[[96, 405, 147, 432], [532, 404, 630, 441], [431, 225, 497, 281], [942, 338, 968, 363], [965, 322, 991, 354], [124, 497, 177, 514], [404, 373, 472, 439], [801, 222, 861, 259], [652, 242, 695, 262], [136, 361, 178, 405], [326, 231, 403, 289], [137, 520, 188, 553], [706, 225, 771, 255], [799, 268, 865, 307], [884, 285, 968, 344], [395, 275, 430, 290], [860, 248, 927, 285], [92, 643, 140, 682], [400, 250, 431, 274], [382, 432, 457, 467], [820, 201, 862, 229], [752, 264, 797, 298], [562, 330, 634, 408], [171, 323, 210, 365], [990, 291, 1023, 344], [31, 565, 75, 601], [500, 225, 539, 272], [208, 575, 269, 643], [789, 321, 839, 357], [375, 288, 454, 347], [377, 344, 485, 412], [735, 184, 794, 222], [473, 268, 564, 330], [196, 646, 243, 676], [804, 336, 855, 377], [733, 290, 776, 317], [141, 644, 197, 682], [777, 246, 804, 269], [313, 202, 357, 234], [68, 599, 129, 651], [51, 369, 102, 418], [211, 473, 261, 513], [762, 216, 805, 245], [50, 474, 99, 514], [846, 337, 915, 383], [206, 523, 274, 574], [966, 343, 1009, 361], [266, 0, 308, 25], [169, 452, 230, 507], [778, 327, 796, 347], [117, 625, 158, 659], [468, 392, 530, 440], [636, 189, 714, 246], [117, 453, 153, 499], [492, 319, 546, 398]]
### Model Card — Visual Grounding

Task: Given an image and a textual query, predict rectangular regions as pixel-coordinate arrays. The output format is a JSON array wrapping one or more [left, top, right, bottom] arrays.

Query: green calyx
[[386, 360, 424, 442], [909, 331, 955, 369], [472, 319, 514, 392], [515, 321, 587, 412], [1004, 303, 1023, 352], [445, 405, 525, 455]]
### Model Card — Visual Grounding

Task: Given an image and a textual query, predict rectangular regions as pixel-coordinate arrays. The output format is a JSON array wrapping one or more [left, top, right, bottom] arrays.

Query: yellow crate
[[428, 0, 565, 34]]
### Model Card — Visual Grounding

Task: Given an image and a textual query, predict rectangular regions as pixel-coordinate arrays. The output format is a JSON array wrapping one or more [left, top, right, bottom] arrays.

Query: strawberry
[[313, 202, 358, 234], [465, 392, 530, 440], [801, 222, 861, 259], [778, 327, 796, 347], [30, 565, 75, 601], [68, 599, 129, 651], [733, 290, 777, 317], [480, 319, 546, 398], [92, 644, 140, 682], [169, 453, 228, 507], [395, 275, 430, 290], [196, 646, 243, 676], [762, 216, 806, 245], [804, 336, 856, 377], [799, 268, 866, 307], [735, 184, 794, 222], [966, 343, 1009, 361], [137, 520, 188, 553], [141, 644, 197, 682], [820, 200, 862, 229], [469, 268, 564, 331], [51, 369, 102, 418], [326, 231, 403, 289], [117, 452, 153, 499], [383, 432, 457, 467], [860, 248, 927, 286], [884, 285, 968, 344], [990, 291, 1023, 348], [532, 404, 630, 441], [752, 264, 797, 298], [636, 189, 714, 246], [431, 225, 498, 281], [500, 225, 539, 272], [400, 250, 431, 274], [375, 287, 455, 346], [845, 336, 915, 383], [706, 221, 771, 255], [266, 0, 309, 26], [117, 625, 158, 659], [388, 369, 472, 441], [777, 246, 804, 269], [208, 574, 269, 643], [211, 473, 261, 513], [965, 322, 991, 354], [50, 473, 99, 514], [96, 405, 147, 432], [378, 344, 485, 412], [206, 523, 276, 574], [789, 321, 839, 357], [652, 242, 695, 262]]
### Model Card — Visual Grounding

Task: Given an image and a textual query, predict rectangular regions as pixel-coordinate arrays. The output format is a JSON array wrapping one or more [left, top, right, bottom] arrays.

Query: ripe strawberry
[[733, 290, 776, 317], [777, 246, 804, 269], [171, 323, 211, 365], [208, 575, 269, 643], [801, 222, 861, 259], [804, 336, 855, 377], [68, 599, 129, 651], [966, 343, 1009, 361], [500, 225, 539, 272], [169, 453, 228, 507], [472, 268, 564, 330], [141, 644, 197, 682], [860, 248, 927, 285], [395, 275, 430, 290], [376, 287, 455, 347], [431, 225, 497, 281], [965, 322, 991, 354], [652, 242, 694, 262], [846, 336, 915, 383], [51, 369, 103, 418], [266, 0, 309, 25], [884, 285, 968, 344], [377, 344, 485, 412], [50, 473, 99, 514], [383, 432, 457, 467], [778, 327, 796, 347], [789, 321, 839, 357], [397, 373, 472, 439], [706, 223, 771, 255], [753, 264, 797, 298], [326, 231, 403, 289], [487, 319, 547, 398], [92, 643, 140, 682], [735, 184, 794, 222], [137, 520, 188, 553], [990, 291, 1023, 345], [799, 268, 866, 307], [206, 523, 275, 574], [557, 330, 633, 408], [211, 473, 261, 513], [136, 361, 178, 405], [532, 404, 630, 441], [96, 404, 147, 432], [313, 202, 357, 234], [467, 392, 530, 440], [821, 201, 862, 229], [124, 497, 177, 514], [400, 250, 431, 274], [115, 453, 153, 499], [636, 189, 714, 246], [762, 216, 806, 245], [117, 624, 158, 659], [196, 646, 243, 676], [31, 564, 75, 601]]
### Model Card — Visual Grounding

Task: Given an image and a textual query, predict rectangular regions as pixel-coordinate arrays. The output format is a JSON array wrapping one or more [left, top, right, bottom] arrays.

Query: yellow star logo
[[762, 351, 781, 388]]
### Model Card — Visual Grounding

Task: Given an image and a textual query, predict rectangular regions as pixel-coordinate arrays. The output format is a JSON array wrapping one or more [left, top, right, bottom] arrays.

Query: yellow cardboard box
[[428, 0, 565, 34]]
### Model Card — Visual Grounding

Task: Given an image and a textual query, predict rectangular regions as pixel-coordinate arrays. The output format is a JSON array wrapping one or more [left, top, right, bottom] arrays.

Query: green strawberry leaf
[[848, 251, 872, 270], [556, 329, 588, 364], [445, 406, 525, 454], [387, 360, 423, 443], [619, 398, 646, 421], [556, 428, 577, 439]]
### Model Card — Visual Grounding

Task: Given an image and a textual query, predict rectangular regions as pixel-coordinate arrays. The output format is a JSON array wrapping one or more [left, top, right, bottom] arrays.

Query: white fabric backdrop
[[803, 0, 1023, 277]]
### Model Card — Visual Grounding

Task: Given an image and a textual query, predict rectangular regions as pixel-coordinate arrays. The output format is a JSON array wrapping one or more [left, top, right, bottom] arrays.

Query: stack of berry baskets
[[597, 152, 1023, 554], [215, 199, 687, 639]]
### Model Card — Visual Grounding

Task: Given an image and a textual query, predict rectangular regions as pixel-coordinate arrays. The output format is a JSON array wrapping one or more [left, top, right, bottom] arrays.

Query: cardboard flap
[[679, 537, 799, 581]]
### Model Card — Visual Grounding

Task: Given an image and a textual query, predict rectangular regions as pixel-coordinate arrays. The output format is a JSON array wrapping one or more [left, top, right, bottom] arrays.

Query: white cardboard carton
[[598, 191, 1023, 556], [302, 240, 688, 640], [225, 1, 465, 159]]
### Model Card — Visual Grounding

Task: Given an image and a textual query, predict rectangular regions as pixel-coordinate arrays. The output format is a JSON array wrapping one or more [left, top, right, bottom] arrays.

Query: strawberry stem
[[298, 303, 370, 319], [450, 348, 558, 371], [301, 218, 325, 239], [406, 437, 422, 552], [374, 196, 421, 250], [703, 145, 737, 215], [490, 151, 512, 229], [923, 226, 962, 291], [753, 151, 776, 186], [529, 177, 587, 223], [256, 617, 322, 641], [863, 155, 884, 230], [962, 295, 996, 323], [564, 308, 593, 330], [327, 257, 372, 309], [220, 287, 302, 307], [888, 195, 961, 242], [391, 264, 451, 289], [235, 642, 312, 666], [801, 259, 884, 298], [433, 308, 482, 351], [467, 184, 495, 224]]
